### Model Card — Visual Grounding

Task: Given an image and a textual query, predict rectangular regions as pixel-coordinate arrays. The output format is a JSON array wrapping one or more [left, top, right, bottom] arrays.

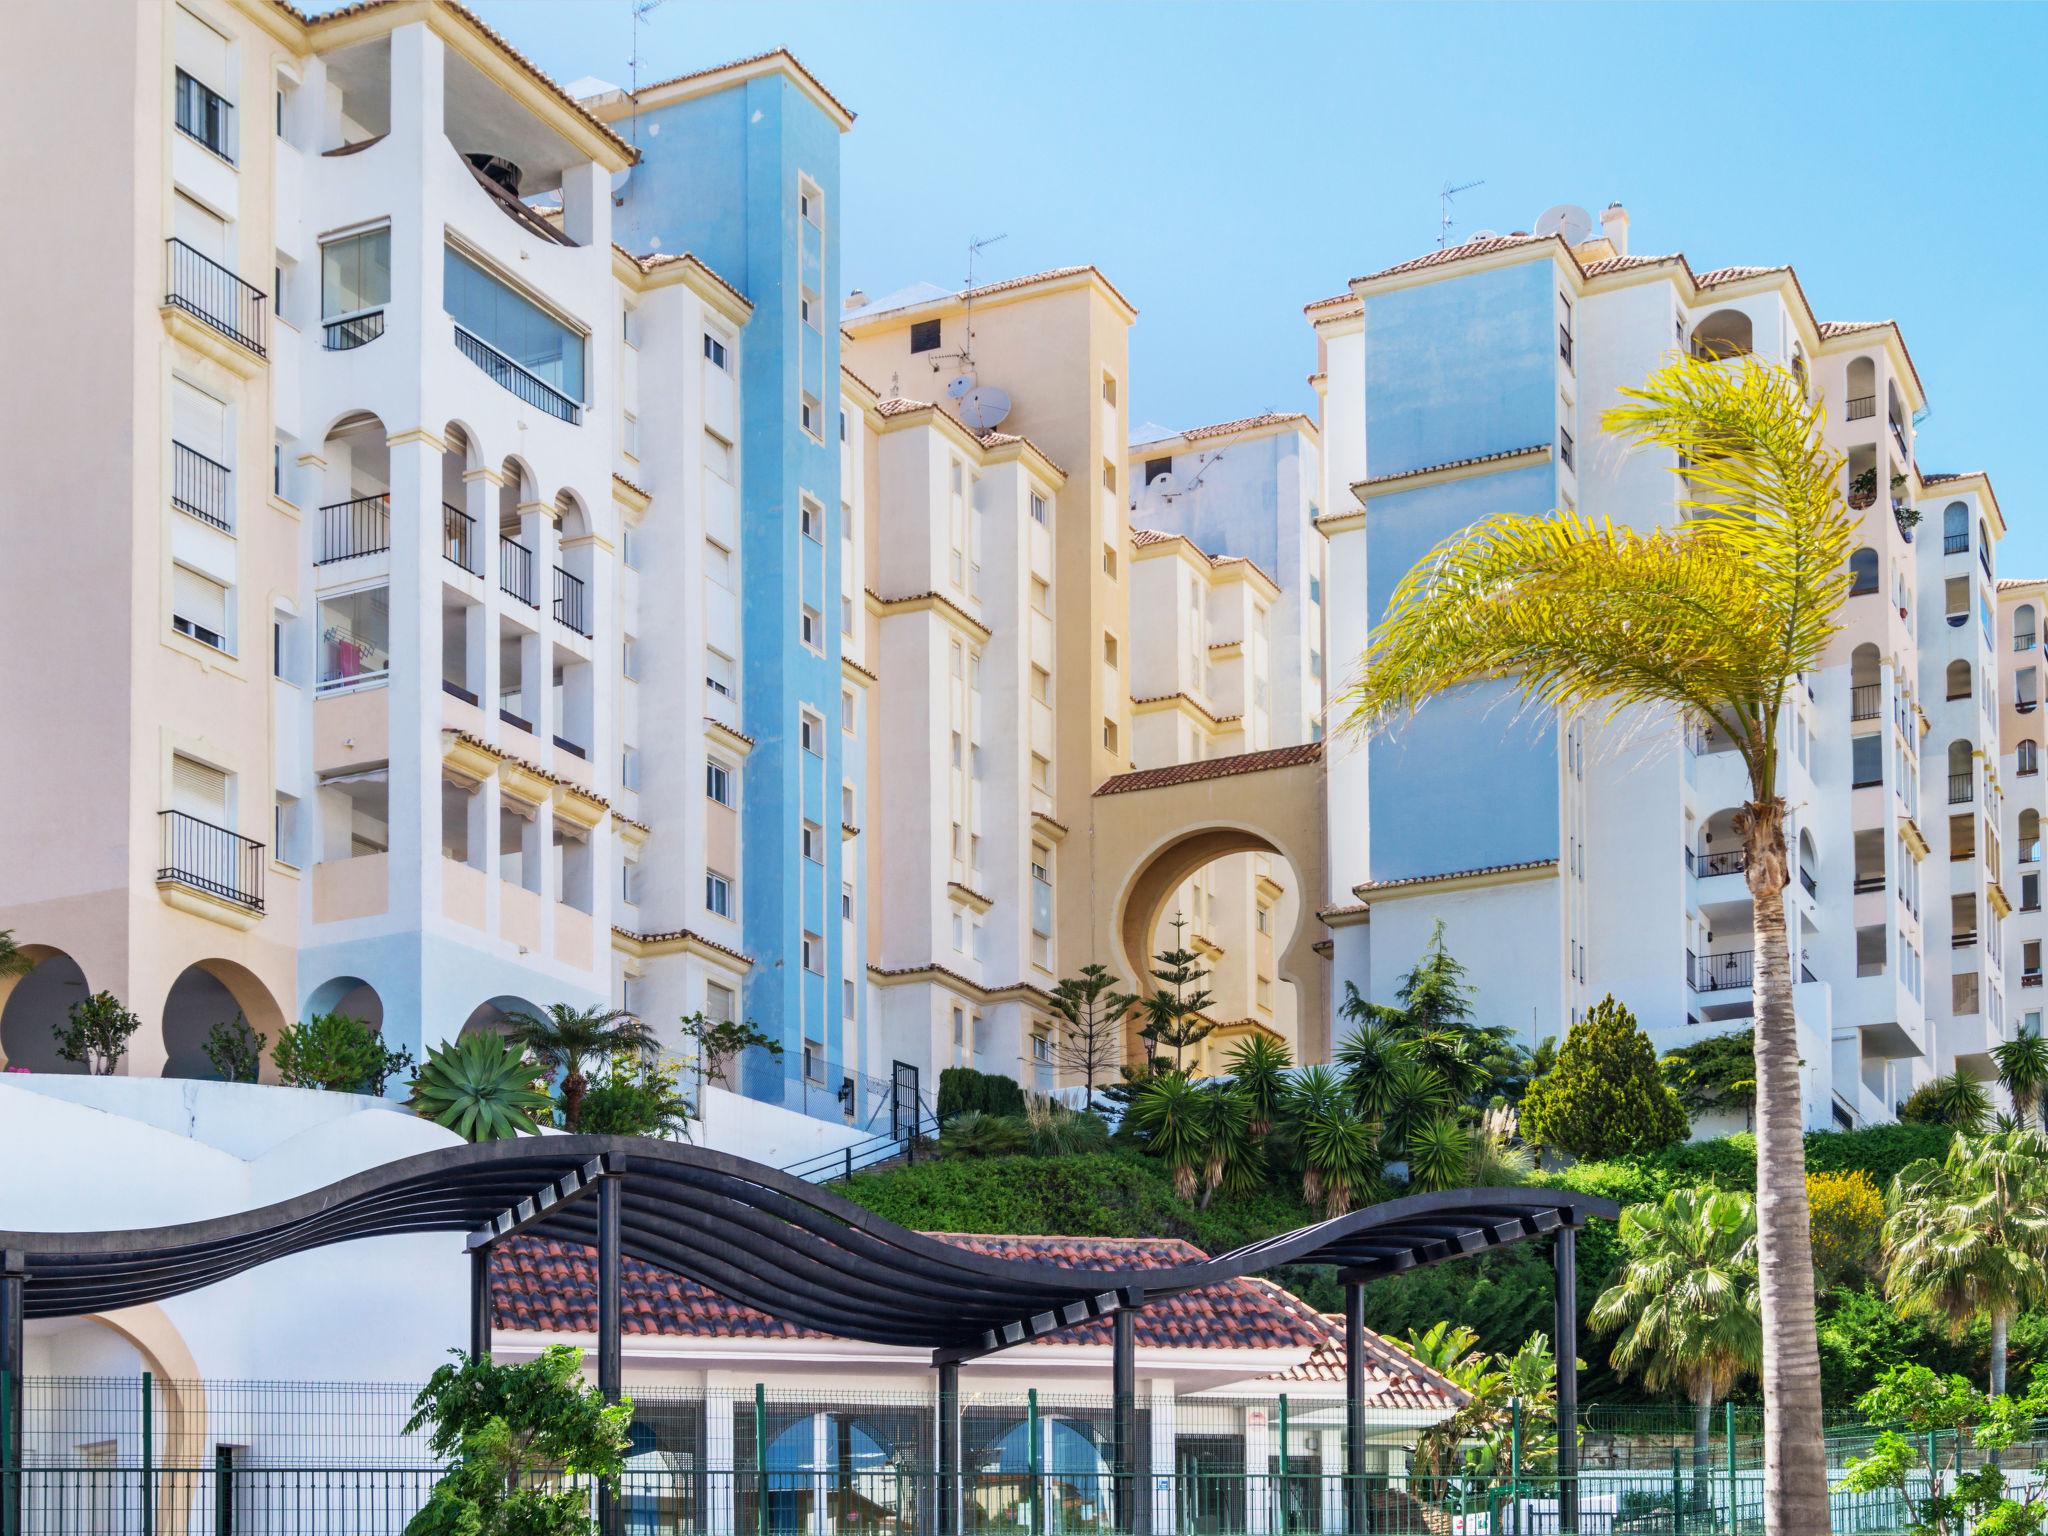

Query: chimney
[[1601, 202, 1630, 257]]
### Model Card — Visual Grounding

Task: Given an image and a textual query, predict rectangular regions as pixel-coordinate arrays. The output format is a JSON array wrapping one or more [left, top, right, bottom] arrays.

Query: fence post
[[1509, 1397, 1523, 1536], [142, 1371, 155, 1536], [843, 1146, 853, 1182], [1672, 1445, 1685, 1536], [755, 1383, 767, 1536], [1277, 1393, 1289, 1536], [1724, 1401, 1736, 1535], [0, 1367, 11, 1536], [1026, 1389, 1039, 1536]]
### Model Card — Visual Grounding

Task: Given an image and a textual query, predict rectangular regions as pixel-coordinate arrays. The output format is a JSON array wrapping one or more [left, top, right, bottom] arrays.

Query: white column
[[386, 431, 443, 932], [1148, 1380, 1177, 1535]]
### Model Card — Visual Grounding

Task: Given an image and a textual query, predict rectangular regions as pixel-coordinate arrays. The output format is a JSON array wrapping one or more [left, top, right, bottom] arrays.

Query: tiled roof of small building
[[625, 48, 856, 126], [1817, 320, 1889, 339], [1095, 742, 1323, 796], [493, 1233, 1328, 1351], [1353, 857, 1558, 895], [1268, 1317, 1468, 1411]]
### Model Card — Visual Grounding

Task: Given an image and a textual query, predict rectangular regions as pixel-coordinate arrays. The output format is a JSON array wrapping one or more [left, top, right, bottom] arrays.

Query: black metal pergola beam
[[464, 1154, 613, 1251]]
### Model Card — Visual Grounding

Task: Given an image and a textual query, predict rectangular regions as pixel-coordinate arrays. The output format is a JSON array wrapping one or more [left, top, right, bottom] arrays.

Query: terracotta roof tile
[[1129, 528, 1281, 591], [1353, 858, 1557, 895], [493, 1233, 1326, 1351], [1096, 743, 1322, 797], [1360, 443, 1549, 490], [625, 48, 855, 126], [873, 399, 1067, 477], [1353, 234, 1559, 285], [1694, 264, 1786, 288], [1817, 319, 1889, 339], [1269, 1316, 1467, 1411], [633, 250, 751, 310], [613, 926, 752, 966]]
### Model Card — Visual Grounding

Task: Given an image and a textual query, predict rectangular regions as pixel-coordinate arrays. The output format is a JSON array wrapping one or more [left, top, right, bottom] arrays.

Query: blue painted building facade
[[614, 64, 860, 1114]]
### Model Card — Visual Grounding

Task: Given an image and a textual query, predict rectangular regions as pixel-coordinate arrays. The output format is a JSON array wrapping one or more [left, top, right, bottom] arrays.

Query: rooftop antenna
[[935, 233, 1007, 379], [1438, 178, 1485, 248], [626, 0, 672, 151]]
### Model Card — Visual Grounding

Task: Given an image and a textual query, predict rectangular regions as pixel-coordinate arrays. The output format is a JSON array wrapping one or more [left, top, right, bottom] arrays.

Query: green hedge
[[936, 1066, 1027, 1120]]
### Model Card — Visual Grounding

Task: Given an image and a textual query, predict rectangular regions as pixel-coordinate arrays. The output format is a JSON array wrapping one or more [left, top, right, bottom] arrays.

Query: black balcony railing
[[1850, 683, 1880, 720], [158, 808, 263, 912], [165, 239, 267, 357], [444, 504, 476, 573], [500, 535, 536, 606], [1950, 772, 1974, 805], [1846, 394, 1876, 420], [1946, 531, 1970, 555], [1800, 868, 1818, 897], [1692, 949, 1755, 993], [454, 326, 580, 424], [1854, 873, 1886, 893], [173, 69, 235, 162], [1559, 325, 1574, 367], [323, 310, 385, 350], [171, 441, 231, 530], [317, 493, 390, 564], [1891, 417, 1910, 457], [1696, 849, 1747, 877], [1954, 931, 1979, 950], [553, 566, 588, 635]]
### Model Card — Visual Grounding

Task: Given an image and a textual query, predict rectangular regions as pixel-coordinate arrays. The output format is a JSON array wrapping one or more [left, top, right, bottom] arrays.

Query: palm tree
[[0, 929, 30, 979], [1995, 1032, 2048, 1135], [1225, 1034, 1293, 1137], [1590, 1187, 1762, 1489], [505, 1004, 656, 1131], [1902, 1070, 1994, 1134], [1885, 1129, 2048, 1396], [1336, 352, 1849, 1531], [1126, 1072, 1208, 1201]]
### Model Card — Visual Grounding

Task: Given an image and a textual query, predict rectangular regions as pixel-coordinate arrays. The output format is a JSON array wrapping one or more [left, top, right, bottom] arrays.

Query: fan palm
[[505, 1004, 656, 1131], [1336, 352, 1849, 1531], [1591, 1187, 1762, 1488], [0, 929, 30, 979], [1885, 1129, 2048, 1395], [1995, 1032, 2048, 1135]]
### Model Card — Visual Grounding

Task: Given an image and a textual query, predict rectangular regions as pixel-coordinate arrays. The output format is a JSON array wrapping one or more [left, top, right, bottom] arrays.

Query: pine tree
[[1520, 994, 1687, 1159], [1049, 964, 1136, 1111], [1137, 912, 1216, 1074]]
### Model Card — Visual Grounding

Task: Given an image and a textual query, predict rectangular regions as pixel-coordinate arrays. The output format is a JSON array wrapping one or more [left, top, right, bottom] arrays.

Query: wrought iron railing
[[443, 504, 476, 573], [500, 535, 535, 606], [1691, 949, 1754, 992], [1799, 868, 1818, 896], [158, 809, 264, 911], [453, 325, 580, 424], [323, 310, 385, 350], [171, 441, 231, 531], [164, 239, 267, 356], [1951, 772, 1974, 805], [1946, 530, 1969, 555], [1695, 850, 1746, 878], [553, 566, 588, 635], [316, 493, 390, 564], [173, 69, 234, 162], [1849, 683, 1880, 720], [1846, 394, 1876, 420]]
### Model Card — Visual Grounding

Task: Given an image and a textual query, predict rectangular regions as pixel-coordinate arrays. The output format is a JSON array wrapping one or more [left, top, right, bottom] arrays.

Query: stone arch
[[160, 957, 288, 1081], [462, 993, 546, 1038], [1690, 308, 1753, 360], [1089, 746, 1328, 1061], [304, 974, 385, 1033], [0, 945, 92, 1073]]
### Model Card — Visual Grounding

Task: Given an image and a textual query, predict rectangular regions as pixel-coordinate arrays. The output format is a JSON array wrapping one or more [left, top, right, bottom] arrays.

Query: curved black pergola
[[0, 1136, 1616, 1536]]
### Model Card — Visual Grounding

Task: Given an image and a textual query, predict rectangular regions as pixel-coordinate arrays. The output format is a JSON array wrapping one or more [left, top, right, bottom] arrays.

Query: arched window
[[2019, 739, 2040, 777], [1947, 660, 1973, 701], [1944, 502, 1968, 553], [1690, 308, 1753, 360], [2023, 809, 2041, 864], [1848, 547, 1879, 595], [2017, 604, 2038, 653], [1980, 519, 1992, 562]]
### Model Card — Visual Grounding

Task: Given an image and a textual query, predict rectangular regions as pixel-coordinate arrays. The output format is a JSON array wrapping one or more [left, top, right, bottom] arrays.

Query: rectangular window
[[703, 332, 729, 370], [801, 393, 822, 440], [1101, 461, 1116, 495], [1851, 734, 1883, 788], [1104, 633, 1119, 668], [800, 606, 822, 650], [843, 977, 856, 1016], [909, 318, 941, 354], [316, 586, 388, 690], [172, 565, 230, 651], [801, 496, 823, 542], [707, 761, 733, 806], [800, 181, 822, 228], [803, 822, 823, 863], [705, 871, 732, 917], [174, 67, 236, 163], [1103, 546, 1118, 579], [801, 712, 823, 756], [621, 635, 641, 681], [621, 745, 640, 791], [706, 651, 736, 699], [1143, 456, 1172, 485], [1103, 718, 1119, 754], [842, 882, 855, 921], [704, 982, 736, 1024], [1309, 574, 1323, 605], [800, 289, 822, 333], [803, 932, 824, 974], [1102, 373, 1117, 406], [622, 411, 640, 459], [1030, 493, 1048, 525], [705, 541, 735, 591], [622, 524, 642, 569], [443, 247, 585, 402], [321, 227, 390, 320], [1031, 854, 1053, 937]]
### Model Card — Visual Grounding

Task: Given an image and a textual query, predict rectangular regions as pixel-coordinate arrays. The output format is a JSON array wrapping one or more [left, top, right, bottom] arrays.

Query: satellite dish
[[1147, 471, 1181, 499], [959, 385, 1012, 432], [944, 374, 975, 400], [1468, 229, 1499, 242], [610, 165, 632, 196], [1534, 204, 1594, 247]]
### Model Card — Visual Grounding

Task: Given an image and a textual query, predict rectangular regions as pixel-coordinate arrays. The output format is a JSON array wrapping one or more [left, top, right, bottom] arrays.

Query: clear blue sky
[[465, 0, 2046, 568]]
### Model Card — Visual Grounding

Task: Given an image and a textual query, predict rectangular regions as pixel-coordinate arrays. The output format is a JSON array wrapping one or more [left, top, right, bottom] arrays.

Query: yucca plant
[[408, 1034, 554, 1142], [1127, 1073, 1209, 1201], [1405, 1112, 1474, 1194], [1226, 1034, 1293, 1136], [1996, 1032, 2048, 1134], [1279, 1064, 1349, 1209], [1298, 1099, 1383, 1217], [1198, 1084, 1258, 1207], [1337, 351, 1853, 1528]]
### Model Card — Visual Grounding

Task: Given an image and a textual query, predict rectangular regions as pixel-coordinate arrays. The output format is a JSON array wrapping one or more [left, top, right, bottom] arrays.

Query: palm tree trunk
[[561, 1071, 586, 1131], [1693, 1389, 1713, 1501], [1991, 1310, 2010, 1398], [1742, 798, 1828, 1535]]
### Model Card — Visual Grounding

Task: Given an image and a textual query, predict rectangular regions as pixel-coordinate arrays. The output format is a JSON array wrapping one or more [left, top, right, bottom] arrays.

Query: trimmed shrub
[[1520, 996, 1686, 1159], [936, 1065, 1027, 1120]]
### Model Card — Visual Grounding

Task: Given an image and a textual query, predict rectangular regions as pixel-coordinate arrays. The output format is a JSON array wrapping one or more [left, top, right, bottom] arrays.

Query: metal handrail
[[1692, 949, 1755, 992], [316, 493, 390, 564], [453, 325, 580, 424], [1849, 683, 1880, 720], [164, 239, 267, 356], [1951, 772, 1975, 805], [782, 1113, 948, 1184], [1695, 850, 1747, 877], [499, 535, 535, 606], [171, 441, 231, 531], [173, 69, 235, 163], [158, 809, 264, 911], [1846, 394, 1876, 420], [323, 310, 385, 350], [443, 504, 476, 572], [553, 566, 589, 636]]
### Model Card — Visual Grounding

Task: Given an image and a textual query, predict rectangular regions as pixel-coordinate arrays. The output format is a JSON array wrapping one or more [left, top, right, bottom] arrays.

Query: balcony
[[158, 809, 263, 913], [455, 325, 580, 425], [173, 69, 234, 163], [318, 624, 389, 694], [1846, 394, 1876, 421], [552, 566, 588, 636], [165, 239, 267, 358], [1954, 931, 1979, 950], [500, 535, 536, 606], [1850, 683, 1880, 721], [1946, 531, 1969, 556], [1950, 773, 1974, 806], [1854, 873, 1885, 894], [171, 441, 231, 531], [1691, 949, 1754, 993], [317, 493, 390, 564], [1695, 849, 1747, 878], [324, 310, 385, 351], [444, 505, 477, 573]]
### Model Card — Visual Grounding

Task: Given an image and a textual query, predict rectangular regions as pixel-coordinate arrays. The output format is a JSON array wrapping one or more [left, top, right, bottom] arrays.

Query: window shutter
[[172, 378, 227, 460], [175, 6, 233, 98], [171, 753, 228, 820], [174, 193, 227, 261], [173, 564, 228, 634]]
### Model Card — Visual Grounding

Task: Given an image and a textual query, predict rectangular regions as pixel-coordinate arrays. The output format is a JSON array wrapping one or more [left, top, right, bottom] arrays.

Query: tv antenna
[[626, 0, 672, 147], [933, 233, 1007, 378], [1438, 178, 1485, 248]]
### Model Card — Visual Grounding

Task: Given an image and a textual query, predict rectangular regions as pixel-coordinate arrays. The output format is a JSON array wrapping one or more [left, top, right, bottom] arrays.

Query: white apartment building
[[1315, 205, 2034, 1128]]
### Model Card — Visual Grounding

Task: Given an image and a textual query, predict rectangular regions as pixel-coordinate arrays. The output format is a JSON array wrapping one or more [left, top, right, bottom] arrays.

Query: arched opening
[[1690, 308, 1753, 361], [1947, 659, 1973, 702], [1950, 740, 1976, 808], [440, 421, 483, 577], [161, 959, 287, 1080], [498, 457, 542, 733], [314, 412, 392, 701], [552, 492, 596, 762], [2017, 604, 2038, 653], [1847, 546, 1878, 596], [1850, 643, 1881, 724], [1980, 518, 1992, 562], [303, 974, 385, 1033], [1798, 829, 1819, 892], [1943, 502, 1968, 555], [1695, 807, 1747, 877], [2023, 810, 2042, 866], [1117, 826, 1311, 1075], [462, 994, 544, 1038], [1846, 357, 1877, 420], [0, 947, 93, 1073]]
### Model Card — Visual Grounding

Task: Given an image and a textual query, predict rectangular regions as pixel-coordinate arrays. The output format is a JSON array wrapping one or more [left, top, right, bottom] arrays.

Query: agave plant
[[409, 1035, 554, 1142]]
